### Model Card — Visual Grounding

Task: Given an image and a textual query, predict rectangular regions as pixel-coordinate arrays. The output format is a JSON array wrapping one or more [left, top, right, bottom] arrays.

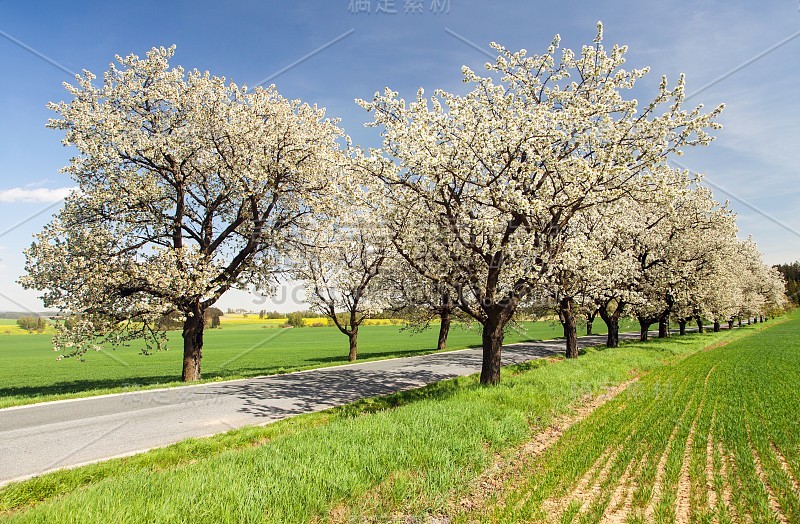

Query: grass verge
[[0, 318, 778, 523]]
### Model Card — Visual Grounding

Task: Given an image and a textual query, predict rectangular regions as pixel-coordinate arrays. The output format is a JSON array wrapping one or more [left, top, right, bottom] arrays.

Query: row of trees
[[22, 25, 789, 383]]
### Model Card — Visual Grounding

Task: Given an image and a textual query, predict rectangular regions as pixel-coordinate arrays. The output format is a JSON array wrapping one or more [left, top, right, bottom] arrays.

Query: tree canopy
[[22, 46, 349, 380]]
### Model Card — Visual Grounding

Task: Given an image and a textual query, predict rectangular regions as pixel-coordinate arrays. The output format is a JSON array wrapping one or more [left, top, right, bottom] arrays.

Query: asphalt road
[[0, 331, 643, 485]]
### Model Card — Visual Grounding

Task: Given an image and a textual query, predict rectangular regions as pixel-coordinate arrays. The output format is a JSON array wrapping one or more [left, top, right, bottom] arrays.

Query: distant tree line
[[0, 311, 57, 320], [774, 262, 800, 305]]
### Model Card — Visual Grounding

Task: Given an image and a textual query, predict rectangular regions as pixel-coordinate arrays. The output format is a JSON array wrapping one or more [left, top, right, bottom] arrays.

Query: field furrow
[[451, 317, 799, 524]]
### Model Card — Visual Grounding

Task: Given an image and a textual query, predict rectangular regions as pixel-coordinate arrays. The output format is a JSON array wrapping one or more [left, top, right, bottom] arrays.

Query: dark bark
[[678, 319, 687, 336], [598, 299, 623, 348], [658, 316, 669, 338], [606, 319, 619, 348], [727, 319, 734, 330], [696, 315, 704, 333], [738, 317, 742, 328], [328, 304, 363, 362], [638, 317, 651, 342], [586, 308, 598, 336], [348, 330, 358, 362], [437, 308, 451, 351], [480, 312, 505, 385], [658, 295, 674, 339], [560, 297, 579, 359], [713, 321, 721, 332], [181, 304, 205, 381]]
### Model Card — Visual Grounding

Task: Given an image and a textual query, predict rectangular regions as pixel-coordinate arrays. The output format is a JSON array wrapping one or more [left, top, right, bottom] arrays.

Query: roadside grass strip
[[0, 318, 786, 523]]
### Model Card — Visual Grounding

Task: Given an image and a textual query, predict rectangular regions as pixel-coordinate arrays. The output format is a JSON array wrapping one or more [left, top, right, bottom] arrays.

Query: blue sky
[[0, 0, 798, 312]]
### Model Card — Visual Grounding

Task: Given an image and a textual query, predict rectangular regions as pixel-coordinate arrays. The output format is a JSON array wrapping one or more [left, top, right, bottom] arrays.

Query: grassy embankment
[[1, 313, 786, 522]]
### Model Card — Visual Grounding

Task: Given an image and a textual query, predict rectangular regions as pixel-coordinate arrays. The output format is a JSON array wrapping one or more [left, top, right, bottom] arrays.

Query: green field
[[456, 315, 800, 523], [0, 318, 637, 409], [1, 315, 784, 523]]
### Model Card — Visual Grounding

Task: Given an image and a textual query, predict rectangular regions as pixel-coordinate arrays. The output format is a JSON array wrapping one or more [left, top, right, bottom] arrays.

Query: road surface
[[0, 331, 643, 485]]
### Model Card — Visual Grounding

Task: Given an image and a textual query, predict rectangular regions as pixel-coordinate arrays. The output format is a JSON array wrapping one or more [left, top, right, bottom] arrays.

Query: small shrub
[[286, 312, 305, 328], [16, 316, 47, 333], [205, 307, 223, 329]]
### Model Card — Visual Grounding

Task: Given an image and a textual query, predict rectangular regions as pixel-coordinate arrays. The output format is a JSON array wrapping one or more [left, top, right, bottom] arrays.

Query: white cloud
[[0, 187, 74, 203]]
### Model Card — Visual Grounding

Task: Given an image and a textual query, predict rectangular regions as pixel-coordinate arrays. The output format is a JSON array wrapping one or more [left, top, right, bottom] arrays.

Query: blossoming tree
[[21, 47, 347, 381], [289, 213, 391, 361], [628, 180, 736, 340]]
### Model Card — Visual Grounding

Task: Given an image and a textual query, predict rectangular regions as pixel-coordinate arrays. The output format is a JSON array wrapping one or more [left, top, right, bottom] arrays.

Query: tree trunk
[[181, 306, 205, 381], [639, 317, 650, 342], [678, 319, 687, 336], [348, 330, 358, 362], [480, 313, 505, 385], [727, 319, 734, 330], [606, 318, 619, 348], [437, 309, 451, 351], [747, 317, 751, 325], [586, 308, 598, 336], [658, 316, 669, 338], [738, 317, 742, 328], [598, 300, 622, 348], [713, 321, 720, 332], [695, 315, 704, 333], [560, 297, 578, 359]]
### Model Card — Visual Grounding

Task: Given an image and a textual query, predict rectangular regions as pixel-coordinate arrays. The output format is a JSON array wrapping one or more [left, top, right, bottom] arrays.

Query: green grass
[[455, 313, 799, 524], [0, 318, 637, 409], [0, 317, 763, 522]]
